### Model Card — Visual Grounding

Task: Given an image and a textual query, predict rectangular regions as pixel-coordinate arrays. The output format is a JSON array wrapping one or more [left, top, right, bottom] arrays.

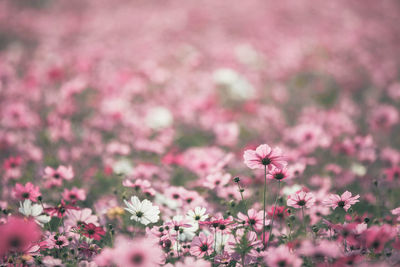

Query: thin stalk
[[176, 231, 180, 258], [236, 182, 257, 234], [262, 165, 267, 249], [267, 180, 280, 248], [214, 229, 217, 254], [301, 207, 306, 233]]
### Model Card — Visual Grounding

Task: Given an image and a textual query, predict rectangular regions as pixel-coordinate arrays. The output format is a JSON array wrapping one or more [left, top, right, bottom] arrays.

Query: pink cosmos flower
[[243, 144, 287, 170], [173, 257, 211, 267], [369, 104, 399, 130], [12, 182, 41, 202], [237, 208, 265, 231], [45, 200, 79, 218], [363, 225, 395, 253], [263, 245, 302, 267], [199, 215, 234, 234], [298, 240, 341, 259], [384, 166, 400, 182], [122, 179, 151, 192], [267, 167, 290, 180], [267, 206, 289, 221], [287, 191, 316, 209], [48, 234, 69, 249], [44, 165, 74, 181], [323, 191, 360, 212], [62, 187, 87, 202], [80, 223, 106, 241], [190, 233, 214, 257], [203, 171, 231, 189], [226, 229, 262, 259], [3, 156, 22, 180], [113, 236, 164, 267], [65, 208, 99, 227], [0, 216, 42, 257]]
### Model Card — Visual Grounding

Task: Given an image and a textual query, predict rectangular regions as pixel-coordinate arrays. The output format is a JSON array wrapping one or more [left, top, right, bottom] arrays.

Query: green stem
[[176, 231, 180, 258], [267, 180, 280, 248], [301, 207, 306, 234], [262, 165, 267, 249], [214, 229, 217, 254], [236, 182, 257, 234]]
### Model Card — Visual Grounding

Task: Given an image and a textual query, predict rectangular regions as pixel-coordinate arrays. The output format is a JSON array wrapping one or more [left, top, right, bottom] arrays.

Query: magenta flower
[[323, 191, 360, 211], [243, 144, 287, 170], [12, 182, 41, 202], [80, 223, 106, 241], [190, 232, 214, 257], [287, 191, 316, 209]]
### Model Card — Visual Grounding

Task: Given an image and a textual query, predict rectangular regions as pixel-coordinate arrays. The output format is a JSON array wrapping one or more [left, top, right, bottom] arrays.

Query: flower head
[[12, 182, 41, 202], [323, 191, 360, 212], [287, 191, 315, 209], [80, 223, 106, 241], [19, 199, 51, 226], [237, 208, 266, 231], [263, 245, 302, 267], [267, 167, 290, 180], [124, 196, 160, 225], [243, 144, 287, 170], [187, 207, 209, 222], [190, 233, 214, 257], [0, 216, 42, 257]]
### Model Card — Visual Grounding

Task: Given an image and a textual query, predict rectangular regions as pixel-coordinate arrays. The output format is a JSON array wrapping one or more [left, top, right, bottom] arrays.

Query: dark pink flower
[[80, 223, 106, 241], [45, 199, 79, 218]]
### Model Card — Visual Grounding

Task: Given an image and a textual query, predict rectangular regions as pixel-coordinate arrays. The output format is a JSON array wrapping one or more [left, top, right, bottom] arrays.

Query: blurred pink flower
[[0, 216, 42, 257], [263, 245, 302, 267]]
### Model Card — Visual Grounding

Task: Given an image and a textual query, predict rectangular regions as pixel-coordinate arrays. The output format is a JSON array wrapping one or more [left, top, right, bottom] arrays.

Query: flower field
[[1, 0, 400, 266]]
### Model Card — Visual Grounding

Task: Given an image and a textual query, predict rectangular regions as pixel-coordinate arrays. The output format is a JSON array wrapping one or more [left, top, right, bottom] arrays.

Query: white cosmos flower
[[187, 207, 208, 222], [124, 196, 160, 225], [19, 199, 51, 226]]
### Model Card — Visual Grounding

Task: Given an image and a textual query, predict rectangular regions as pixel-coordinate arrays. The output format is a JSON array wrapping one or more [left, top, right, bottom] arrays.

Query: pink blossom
[[0, 216, 42, 257], [237, 208, 265, 231], [62, 187, 87, 202], [243, 144, 287, 170], [323, 191, 360, 212], [263, 245, 302, 267], [287, 191, 316, 209], [12, 182, 41, 202], [190, 233, 214, 257]]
